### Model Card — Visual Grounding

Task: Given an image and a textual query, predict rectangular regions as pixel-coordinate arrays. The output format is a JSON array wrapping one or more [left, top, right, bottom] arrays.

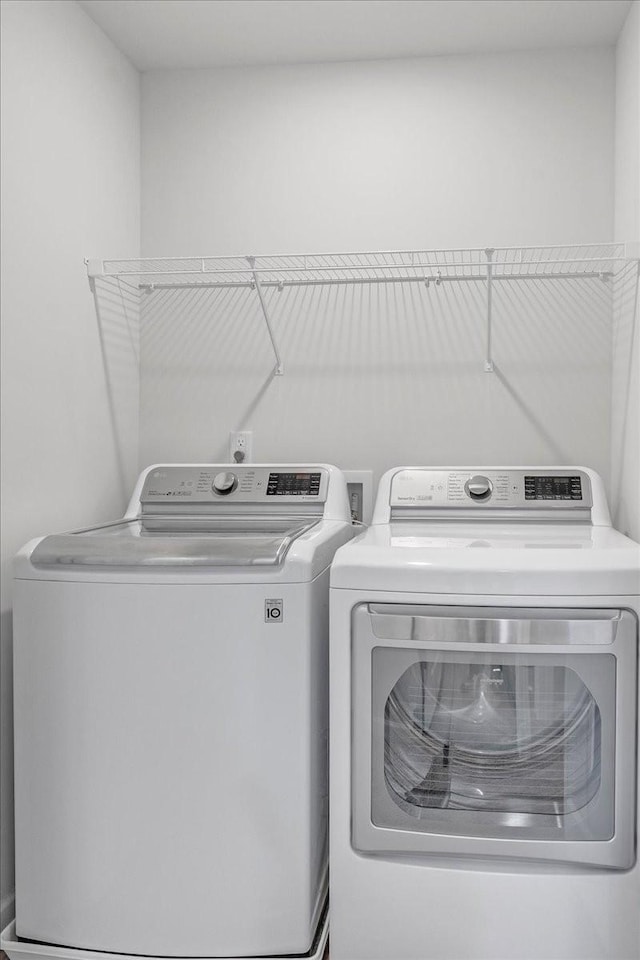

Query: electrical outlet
[[229, 430, 253, 463]]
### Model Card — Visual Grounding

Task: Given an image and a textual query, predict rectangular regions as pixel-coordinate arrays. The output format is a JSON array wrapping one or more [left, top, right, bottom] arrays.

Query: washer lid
[[30, 516, 319, 568]]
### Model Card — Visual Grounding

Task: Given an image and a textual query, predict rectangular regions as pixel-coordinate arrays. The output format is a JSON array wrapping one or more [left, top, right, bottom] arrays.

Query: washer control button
[[212, 472, 238, 496], [465, 475, 493, 501]]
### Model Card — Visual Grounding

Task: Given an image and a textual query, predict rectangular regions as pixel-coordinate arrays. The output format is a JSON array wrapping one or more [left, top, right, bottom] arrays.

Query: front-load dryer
[[330, 466, 640, 960], [4, 464, 354, 960]]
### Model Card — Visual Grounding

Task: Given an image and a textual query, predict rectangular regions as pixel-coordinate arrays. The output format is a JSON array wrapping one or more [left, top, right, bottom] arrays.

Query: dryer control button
[[465, 475, 493, 501], [212, 472, 238, 495]]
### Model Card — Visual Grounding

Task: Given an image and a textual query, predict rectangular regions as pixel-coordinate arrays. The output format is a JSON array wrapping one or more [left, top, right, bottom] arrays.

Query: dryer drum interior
[[384, 659, 601, 817]]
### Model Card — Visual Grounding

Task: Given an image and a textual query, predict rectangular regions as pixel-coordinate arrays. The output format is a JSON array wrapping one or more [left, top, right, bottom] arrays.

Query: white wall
[[613, 0, 640, 539], [0, 0, 140, 925], [140, 48, 615, 484], [142, 49, 614, 255]]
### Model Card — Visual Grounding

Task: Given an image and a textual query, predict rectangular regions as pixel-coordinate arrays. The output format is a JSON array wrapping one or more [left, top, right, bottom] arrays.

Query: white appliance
[[329, 466, 640, 960], [3, 463, 354, 960]]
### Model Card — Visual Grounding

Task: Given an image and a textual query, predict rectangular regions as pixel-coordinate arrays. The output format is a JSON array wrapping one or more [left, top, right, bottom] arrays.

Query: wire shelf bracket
[[86, 256, 284, 376], [484, 248, 495, 373], [247, 256, 283, 376], [85, 243, 640, 376]]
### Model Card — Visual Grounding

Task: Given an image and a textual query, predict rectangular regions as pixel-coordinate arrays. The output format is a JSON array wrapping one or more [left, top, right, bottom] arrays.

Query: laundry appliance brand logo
[[265, 599, 283, 623]]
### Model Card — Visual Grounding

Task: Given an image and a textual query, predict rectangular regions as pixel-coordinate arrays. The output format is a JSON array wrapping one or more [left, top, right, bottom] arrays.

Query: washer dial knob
[[212, 471, 238, 496], [464, 475, 493, 501]]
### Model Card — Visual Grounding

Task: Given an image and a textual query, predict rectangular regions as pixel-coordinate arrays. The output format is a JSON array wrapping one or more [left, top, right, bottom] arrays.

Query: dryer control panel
[[387, 469, 593, 520]]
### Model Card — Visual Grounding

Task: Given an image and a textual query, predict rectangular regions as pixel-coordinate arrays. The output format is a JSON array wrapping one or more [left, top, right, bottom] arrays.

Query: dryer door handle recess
[[367, 605, 622, 646]]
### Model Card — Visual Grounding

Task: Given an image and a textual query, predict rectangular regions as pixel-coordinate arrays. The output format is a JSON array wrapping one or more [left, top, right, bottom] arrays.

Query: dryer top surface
[[330, 522, 640, 597]]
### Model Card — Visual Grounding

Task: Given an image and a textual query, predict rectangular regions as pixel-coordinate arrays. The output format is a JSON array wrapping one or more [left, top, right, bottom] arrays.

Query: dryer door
[[351, 604, 637, 868]]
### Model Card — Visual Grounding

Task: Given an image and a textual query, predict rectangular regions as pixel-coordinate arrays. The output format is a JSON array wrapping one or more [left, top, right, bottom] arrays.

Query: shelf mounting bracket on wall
[[484, 247, 495, 373], [247, 255, 284, 376]]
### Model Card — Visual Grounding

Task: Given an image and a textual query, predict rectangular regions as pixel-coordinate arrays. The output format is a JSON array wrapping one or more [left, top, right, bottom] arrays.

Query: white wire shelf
[[87, 243, 637, 288], [86, 243, 640, 375]]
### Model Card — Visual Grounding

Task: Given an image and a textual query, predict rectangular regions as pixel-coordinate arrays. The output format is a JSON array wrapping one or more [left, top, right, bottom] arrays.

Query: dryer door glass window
[[372, 648, 615, 842], [383, 656, 604, 824], [371, 645, 618, 843]]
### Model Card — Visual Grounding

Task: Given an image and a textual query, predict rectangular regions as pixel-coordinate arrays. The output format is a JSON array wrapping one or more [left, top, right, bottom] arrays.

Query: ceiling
[[77, 0, 633, 72]]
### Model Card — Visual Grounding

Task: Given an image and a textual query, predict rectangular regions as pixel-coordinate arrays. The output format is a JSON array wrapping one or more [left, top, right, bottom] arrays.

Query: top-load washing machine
[[4, 463, 354, 960], [330, 466, 640, 960]]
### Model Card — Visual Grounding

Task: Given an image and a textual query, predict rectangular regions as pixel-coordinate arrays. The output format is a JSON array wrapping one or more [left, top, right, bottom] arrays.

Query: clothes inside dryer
[[384, 657, 602, 818]]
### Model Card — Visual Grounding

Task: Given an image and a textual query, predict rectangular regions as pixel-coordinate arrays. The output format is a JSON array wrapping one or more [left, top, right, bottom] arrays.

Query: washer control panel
[[390, 469, 592, 510], [141, 466, 329, 505]]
